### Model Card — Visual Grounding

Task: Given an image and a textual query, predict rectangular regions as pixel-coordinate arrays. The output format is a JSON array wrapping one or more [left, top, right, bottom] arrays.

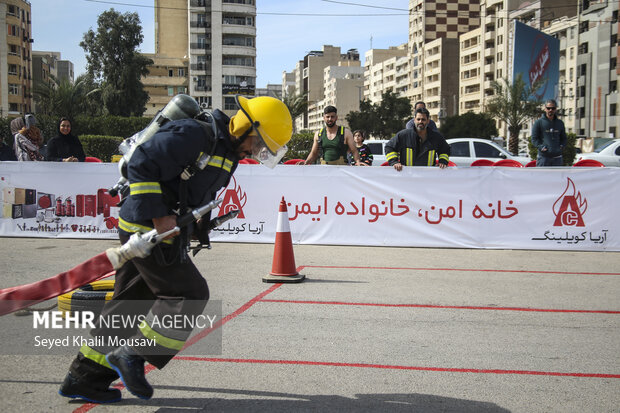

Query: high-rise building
[[575, 0, 619, 139], [364, 45, 408, 104], [143, 0, 256, 117], [56, 60, 74, 83], [408, 0, 480, 125], [282, 45, 360, 130], [0, 0, 33, 117]]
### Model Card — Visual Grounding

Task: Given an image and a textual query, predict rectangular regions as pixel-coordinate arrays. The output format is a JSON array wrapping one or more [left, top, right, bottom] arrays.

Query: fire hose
[[0, 200, 239, 316]]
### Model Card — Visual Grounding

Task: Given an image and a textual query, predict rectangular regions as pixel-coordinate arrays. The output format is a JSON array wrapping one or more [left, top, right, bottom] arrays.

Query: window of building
[[168, 87, 174, 96], [7, 5, 19, 16], [569, 68, 574, 81], [178, 68, 185, 77], [610, 104, 617, 116], [169, 69, 174, 77], [9, 103, 19, 112], [8, 44, 20, 56], [610, 80, 617, 92], [9, 84, 20, 95], [222, 56, 254, 66], [8, 25, 19, 36], [8, 64, 18, 75], [611, 57, 617, 70], [224, 97, 237, 110]]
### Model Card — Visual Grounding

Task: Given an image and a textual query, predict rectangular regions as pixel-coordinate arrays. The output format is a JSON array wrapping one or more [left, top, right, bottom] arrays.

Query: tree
[[346, 91, 411, 139], [34, 74, 100, 119], [80, 9, 152, 116], [440, 111, 498, 140], [485, 73, 542, 154], [282, 92, 308, 133]]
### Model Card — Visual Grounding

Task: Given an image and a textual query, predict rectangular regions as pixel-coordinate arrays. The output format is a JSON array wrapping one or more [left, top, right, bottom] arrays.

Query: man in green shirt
[[304, 106, 364, 165]]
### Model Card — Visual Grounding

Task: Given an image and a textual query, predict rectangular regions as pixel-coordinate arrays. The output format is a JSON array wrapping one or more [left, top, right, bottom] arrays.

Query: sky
[[29, 0, 410, 88]]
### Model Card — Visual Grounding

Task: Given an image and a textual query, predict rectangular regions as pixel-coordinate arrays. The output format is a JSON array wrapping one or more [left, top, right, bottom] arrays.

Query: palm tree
[[486, 73, 543, 155], [34, 74, 100, 119], [282, 91, 308, 133]]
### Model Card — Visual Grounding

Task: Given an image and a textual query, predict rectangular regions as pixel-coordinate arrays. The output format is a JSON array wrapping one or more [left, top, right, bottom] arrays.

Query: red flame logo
[[552, 178, 587, 227], [216, 176, 246, 218]]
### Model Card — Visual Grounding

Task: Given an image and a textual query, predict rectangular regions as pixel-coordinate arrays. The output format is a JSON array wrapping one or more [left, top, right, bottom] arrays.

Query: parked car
[[446, 138, 532, 166], [365, 139, 390, 165], [575, 139, 620, 166]]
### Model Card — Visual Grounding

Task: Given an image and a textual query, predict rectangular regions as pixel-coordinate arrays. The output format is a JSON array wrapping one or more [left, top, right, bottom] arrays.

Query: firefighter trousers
[[69, 234, 209, 388]]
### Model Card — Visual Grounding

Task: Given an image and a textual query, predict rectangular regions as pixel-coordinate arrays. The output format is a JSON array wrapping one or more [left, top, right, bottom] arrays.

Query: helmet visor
[[252, 137, 287, 169]]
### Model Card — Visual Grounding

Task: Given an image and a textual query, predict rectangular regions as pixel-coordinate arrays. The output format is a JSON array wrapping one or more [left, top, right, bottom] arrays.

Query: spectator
[[46, 118, 86, 162], [386, 108, 450, 171], [14, 114, 44, 161], [405, 101, 438, 131], [531, 99, 567, 166], [348, 130, 373, 165], [304, 106, 365, 165]]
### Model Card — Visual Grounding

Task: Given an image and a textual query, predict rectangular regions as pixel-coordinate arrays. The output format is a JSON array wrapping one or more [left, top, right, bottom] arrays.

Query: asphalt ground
[[0, 237, 619, 412]]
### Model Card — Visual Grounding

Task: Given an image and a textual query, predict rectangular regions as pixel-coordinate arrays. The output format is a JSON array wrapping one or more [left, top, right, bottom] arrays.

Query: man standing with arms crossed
[[304, 106, 365, 166]]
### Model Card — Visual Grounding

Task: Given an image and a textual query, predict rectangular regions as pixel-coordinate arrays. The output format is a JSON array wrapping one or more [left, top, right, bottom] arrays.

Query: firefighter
[[385, 108, 450, 170], [58, 96, 293, 403]]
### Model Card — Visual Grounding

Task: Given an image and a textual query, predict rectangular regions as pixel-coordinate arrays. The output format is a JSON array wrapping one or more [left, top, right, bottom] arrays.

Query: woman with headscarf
[[45, 117, 86, 162], [14, 114, 44, 161]]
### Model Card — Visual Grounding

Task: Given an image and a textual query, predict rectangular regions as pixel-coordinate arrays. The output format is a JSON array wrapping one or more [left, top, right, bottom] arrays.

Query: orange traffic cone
[[263, 196, 305, 283]]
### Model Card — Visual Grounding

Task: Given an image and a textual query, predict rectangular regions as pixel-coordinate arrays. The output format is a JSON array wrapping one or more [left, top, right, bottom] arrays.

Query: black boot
[[105, 345, 153, 400], [58, 372, 122, 403]]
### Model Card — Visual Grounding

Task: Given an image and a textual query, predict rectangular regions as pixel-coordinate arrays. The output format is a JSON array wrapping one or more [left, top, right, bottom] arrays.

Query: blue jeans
[[536, 154, 563, 166]]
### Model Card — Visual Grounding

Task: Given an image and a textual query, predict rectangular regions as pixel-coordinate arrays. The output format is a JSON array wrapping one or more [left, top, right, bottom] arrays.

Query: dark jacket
[[118, 111, 238, 237], [531, 114, 567, 157], [386, 128, 450, 166], [45, 133, 86, 162]]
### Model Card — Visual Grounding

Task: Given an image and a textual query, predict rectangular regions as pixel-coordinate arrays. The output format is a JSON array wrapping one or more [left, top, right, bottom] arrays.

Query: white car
[[576, 139, 620, 166], [446, 138, 532, 166], [365, 139, 390, 166]]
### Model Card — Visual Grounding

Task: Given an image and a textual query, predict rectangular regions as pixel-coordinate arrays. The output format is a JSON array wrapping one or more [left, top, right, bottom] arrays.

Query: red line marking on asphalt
[[258, 299, 620, 314], [72, 282, 285, 412], [174, 356, 620, 379], [304, 264, 620, 276]]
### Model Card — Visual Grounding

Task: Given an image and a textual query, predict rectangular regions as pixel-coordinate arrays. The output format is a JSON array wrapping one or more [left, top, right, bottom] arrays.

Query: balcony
[[190, 63, 211, 72], [484, 46, 495, 57], [190, 43, 211, 50], [190, 0, 212, 7], [190, 21, 211, 29]]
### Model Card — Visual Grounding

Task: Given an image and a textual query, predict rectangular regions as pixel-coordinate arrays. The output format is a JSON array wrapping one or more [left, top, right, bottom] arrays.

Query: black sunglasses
[[545, 107, 557, 110]]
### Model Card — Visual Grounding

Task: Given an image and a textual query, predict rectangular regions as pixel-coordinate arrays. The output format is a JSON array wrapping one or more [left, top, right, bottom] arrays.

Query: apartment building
[[364, 45, 408, 104], [543, 16, 579, 136], [408, 0, 480, 125], [32, 51, 59, 89], [144, 0, 256, 117], [575, 0, 619, 139], [0, 0, 33, 117], [307, 63, 364, 131], [282, 45, 360, 130], [56, 59, 74, 83]]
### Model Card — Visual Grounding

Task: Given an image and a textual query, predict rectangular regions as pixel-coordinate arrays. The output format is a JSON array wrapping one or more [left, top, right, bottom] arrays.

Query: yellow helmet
[[229, 96, 293, 168]]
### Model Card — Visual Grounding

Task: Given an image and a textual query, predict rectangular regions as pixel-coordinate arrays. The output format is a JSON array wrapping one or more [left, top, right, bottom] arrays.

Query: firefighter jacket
[[385, 127, 450, 166], [531, 114, 567, 158], [118, 111, 238, 238]]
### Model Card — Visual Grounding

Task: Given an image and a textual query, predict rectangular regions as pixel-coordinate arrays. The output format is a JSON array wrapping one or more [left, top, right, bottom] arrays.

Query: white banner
[[0, 162, 618, 251]]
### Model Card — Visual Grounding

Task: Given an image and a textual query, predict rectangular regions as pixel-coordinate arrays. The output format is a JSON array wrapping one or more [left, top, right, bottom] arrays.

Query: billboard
[[512, 20, 560, 101]]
